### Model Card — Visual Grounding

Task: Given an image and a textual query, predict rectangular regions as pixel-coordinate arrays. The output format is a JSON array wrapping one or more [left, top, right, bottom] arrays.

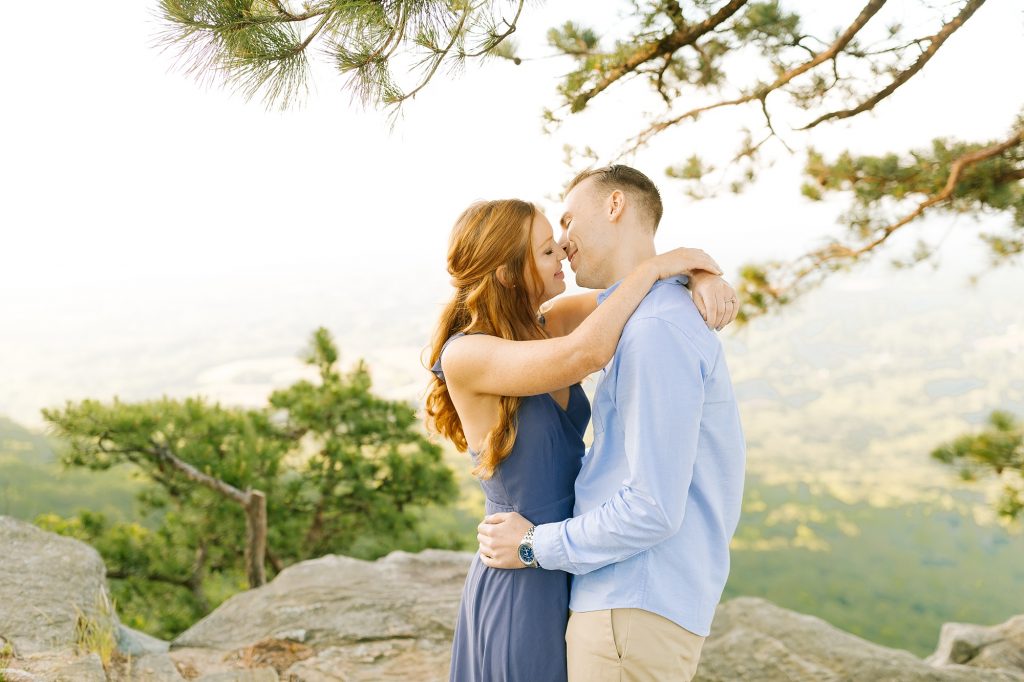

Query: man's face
[[559, 178, 614, 289]]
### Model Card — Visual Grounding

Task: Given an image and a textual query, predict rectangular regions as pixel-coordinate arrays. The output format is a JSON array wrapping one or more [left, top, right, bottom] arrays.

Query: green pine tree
[[42, 397, 283, 590], [40, 327, 457, 638], [931, 410, 1024, 522], [266, 327, 458, 561]]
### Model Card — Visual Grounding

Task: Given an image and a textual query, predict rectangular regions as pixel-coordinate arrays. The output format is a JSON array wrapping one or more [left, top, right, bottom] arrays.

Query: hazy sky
[[2, 1, 1022, 428]]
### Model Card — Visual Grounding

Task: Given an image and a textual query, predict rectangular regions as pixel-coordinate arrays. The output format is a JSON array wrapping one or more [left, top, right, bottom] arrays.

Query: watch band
[[519, 526, 539, 568]]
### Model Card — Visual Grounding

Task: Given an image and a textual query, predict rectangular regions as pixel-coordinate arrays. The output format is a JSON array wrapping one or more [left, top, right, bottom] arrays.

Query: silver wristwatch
[[517, 526, 540, 568]]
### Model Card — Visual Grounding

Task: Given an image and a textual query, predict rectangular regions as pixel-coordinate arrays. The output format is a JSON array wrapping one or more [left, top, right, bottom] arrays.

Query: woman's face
[[527, 211, 567, 306]]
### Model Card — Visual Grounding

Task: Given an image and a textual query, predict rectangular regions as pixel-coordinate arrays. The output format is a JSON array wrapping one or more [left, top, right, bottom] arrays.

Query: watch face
[[518, 544, 535, 565]]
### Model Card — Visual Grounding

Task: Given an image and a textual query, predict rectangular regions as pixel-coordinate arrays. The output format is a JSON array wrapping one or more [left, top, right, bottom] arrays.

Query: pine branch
[[799, 0, 986, 130], [737, 125, 1023, 323], [568, 0, 748, 113], [148, 440, 251, 506], [158, 0, 525, 109], [836, 128, 1023, 257], [619, 0, 888, 156], [462, 0, 525, 58], [388, 3, 473, 104]]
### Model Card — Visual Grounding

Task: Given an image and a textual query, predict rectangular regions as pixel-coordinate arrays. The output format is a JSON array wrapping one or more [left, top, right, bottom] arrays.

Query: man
[[478, 165, 747, 681]]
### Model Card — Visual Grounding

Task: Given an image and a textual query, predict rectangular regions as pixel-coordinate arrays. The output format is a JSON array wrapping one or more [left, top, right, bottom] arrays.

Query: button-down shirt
[[533, 276, 746, 636]]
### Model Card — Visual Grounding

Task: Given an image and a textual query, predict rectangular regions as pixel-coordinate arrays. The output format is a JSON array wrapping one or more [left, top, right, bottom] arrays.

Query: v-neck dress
[[432, 332, 592, 682]]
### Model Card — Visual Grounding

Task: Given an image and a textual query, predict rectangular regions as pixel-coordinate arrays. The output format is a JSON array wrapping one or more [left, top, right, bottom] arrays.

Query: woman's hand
[[689, 271, 739, 331], [648, 247, 722, 281]]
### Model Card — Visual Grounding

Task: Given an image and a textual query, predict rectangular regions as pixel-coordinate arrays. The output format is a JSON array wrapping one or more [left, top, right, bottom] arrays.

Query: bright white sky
[[1, 1, 1022, 427]]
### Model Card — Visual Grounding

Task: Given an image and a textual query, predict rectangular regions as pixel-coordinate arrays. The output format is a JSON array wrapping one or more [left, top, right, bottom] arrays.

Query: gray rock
[[5, 521, 1018, 682], [927, 614, 1024, 672], [9, 651, 107, 682], [117, 623, 171, 656], [0, 668, 41, 682], [49, 652, 108, 681], [270, 629, 307, 643], [694, 597, 1024, 681], [171, 550, 472, 681], [173, 549, 472, 652], [131, 652, 187, 681], [195, 668, 279, 681], [0, 515, 118, 656], [169, 549, 1024, 681], [282, 640, 452, 682]]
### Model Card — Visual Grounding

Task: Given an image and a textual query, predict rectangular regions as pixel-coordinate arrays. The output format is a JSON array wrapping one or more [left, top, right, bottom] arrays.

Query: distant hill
[[0, 415, 57, 464], [0, 415, 149, 524], [724, 478, 1024, 656]]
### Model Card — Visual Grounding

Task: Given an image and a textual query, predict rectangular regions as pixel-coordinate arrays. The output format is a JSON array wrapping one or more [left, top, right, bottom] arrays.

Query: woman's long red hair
[[425, 199, 547, 479]]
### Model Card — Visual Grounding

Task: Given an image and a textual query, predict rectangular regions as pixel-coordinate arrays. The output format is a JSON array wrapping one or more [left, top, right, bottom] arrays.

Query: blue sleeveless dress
[[432, 333, 591, 682]]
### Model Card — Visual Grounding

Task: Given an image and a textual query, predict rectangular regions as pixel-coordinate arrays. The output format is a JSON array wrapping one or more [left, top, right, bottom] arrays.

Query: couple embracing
[[426, 165, 746, 681]]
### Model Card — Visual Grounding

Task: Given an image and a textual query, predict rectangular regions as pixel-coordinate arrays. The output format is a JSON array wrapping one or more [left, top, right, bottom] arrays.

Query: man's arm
[[478, 318, 708, 572]]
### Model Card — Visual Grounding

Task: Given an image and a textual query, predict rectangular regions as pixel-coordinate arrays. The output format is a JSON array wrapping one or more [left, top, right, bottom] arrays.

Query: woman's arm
[[441, 249, 720, 399], [538, 291, 601, 338], [543, 271, 739, 337]]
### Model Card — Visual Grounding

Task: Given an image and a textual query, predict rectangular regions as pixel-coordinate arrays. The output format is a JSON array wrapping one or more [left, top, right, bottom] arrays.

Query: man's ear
[[607, 189, 626, 223]]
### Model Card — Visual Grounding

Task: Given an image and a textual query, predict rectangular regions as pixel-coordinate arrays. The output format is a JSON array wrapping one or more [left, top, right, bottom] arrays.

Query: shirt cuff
[[532, 520, 570, 572]]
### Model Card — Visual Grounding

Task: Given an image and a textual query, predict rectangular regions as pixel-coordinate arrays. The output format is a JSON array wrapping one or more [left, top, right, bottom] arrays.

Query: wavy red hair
[[425, 199, 547, 479]]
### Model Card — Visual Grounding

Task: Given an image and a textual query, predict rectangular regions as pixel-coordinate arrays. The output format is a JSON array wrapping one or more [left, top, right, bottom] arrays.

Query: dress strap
[[430, 332, 470, 383]]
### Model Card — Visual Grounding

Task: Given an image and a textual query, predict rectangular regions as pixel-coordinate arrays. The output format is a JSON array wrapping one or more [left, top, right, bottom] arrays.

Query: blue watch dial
[[518, 544, 535, 564]]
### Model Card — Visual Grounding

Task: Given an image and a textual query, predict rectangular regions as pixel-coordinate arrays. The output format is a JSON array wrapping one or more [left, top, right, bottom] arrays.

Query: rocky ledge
[[1, 515, 1021, 681]]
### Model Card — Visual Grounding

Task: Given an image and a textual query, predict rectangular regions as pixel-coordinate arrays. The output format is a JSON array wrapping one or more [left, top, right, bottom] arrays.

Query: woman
[[425, 199, 734, 681]]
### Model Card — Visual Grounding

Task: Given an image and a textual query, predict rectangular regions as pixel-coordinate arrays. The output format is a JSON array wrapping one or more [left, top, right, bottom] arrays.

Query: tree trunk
[[266, 546, 284, 575], [186, 541, 210, 611], [243, 489, 267, 588], [149, 444, 269, 588]]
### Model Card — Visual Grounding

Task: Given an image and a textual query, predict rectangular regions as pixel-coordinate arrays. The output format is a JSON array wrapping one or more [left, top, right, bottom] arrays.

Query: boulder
[[125, 652, 187, 681], [170, 550, 472, 680], [169, 550, 1024, 681], [116, 623, 171, 657], [694, 597, 1024, 681], [2, 650, 107, 681], [0, 516, 117, 656], [927, 614, 1024, 672], [194, 669, 279, 681], [3, 518, 1021, 682]]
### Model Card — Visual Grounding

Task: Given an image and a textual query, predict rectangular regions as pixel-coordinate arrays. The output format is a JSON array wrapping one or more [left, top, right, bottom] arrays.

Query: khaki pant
[[566, 608, 706, 682]]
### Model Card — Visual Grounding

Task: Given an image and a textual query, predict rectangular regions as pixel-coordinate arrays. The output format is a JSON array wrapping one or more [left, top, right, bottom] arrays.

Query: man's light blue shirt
[[532, 276, 746, 637]]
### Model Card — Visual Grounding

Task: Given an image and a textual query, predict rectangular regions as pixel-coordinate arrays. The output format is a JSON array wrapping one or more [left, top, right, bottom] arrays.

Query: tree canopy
[[157, 0, 1023, 322], [932, 410, 1024, 523], [41, 328, 457, 637]]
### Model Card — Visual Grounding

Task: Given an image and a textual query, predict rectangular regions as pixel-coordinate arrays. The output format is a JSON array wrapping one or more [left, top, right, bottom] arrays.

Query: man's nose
[[557, 230, 570, 250]]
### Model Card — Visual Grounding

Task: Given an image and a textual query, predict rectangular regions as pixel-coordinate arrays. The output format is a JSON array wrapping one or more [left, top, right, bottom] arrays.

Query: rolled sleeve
[[532, 520, 571, 571]]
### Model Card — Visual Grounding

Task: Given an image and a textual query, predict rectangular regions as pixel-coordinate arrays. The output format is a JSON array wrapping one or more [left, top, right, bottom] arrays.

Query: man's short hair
[[564, 164, 664, 232]]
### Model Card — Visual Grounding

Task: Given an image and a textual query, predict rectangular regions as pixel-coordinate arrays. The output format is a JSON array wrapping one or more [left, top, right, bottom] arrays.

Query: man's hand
[[478, 512, 534, 569], [689, 271, 739, 331]]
